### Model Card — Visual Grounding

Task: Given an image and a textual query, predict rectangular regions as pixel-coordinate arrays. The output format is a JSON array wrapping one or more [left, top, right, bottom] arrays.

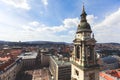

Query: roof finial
[[80, 3, 87, 22], [82, 3, 86, 14], [82, 3, 85, 11]]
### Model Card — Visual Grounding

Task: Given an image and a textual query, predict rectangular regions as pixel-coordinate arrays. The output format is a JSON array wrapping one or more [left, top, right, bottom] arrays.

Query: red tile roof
[[100, 72, 114, 80], [0, 60, 14, 71], [100, 69, 120, 80], [0, 56, 10, 61]]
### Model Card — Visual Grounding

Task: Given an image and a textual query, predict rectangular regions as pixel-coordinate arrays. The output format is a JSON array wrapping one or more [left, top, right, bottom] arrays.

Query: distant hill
[[0, 40, 69, 48], [0, 40, 120, 50], [96, 43, 120, 50], [25, 41, 67, 45]]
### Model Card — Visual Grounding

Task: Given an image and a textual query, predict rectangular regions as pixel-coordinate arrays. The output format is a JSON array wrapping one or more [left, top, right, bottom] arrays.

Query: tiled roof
[[0, 56, 10, 61], [100, 69, 120, 80], [0, 60, 14, 71], [100, 72, 114, 80]]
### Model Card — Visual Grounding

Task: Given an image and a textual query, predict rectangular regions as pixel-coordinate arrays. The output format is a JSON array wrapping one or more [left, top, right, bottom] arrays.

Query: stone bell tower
[[71, 5, 99, 80]]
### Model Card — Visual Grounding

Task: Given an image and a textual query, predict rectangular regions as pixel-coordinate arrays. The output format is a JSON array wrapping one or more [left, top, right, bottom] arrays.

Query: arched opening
[[87, 46, 93, 61], [76, 46, 80, 59]]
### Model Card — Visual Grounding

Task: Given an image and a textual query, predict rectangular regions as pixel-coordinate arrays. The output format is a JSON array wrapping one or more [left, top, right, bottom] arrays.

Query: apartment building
[[49, 55, 71, 80], [0, 57, 22, 80], [18, 51, 38, 70]]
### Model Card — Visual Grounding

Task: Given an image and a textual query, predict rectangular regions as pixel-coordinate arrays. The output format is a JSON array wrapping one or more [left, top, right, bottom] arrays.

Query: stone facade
[[71, 5, 99, 80], [49, 56, 71, 80], [0, 58, 22, 80]]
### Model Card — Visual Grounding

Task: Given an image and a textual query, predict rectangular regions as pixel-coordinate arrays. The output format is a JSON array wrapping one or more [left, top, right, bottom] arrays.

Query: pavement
[[32, 68, 49, 80], [16, 68, 50, 80]]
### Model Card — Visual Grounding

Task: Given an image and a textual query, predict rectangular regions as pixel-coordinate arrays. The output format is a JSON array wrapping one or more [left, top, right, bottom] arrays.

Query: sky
[[0, 0, 120, 43]]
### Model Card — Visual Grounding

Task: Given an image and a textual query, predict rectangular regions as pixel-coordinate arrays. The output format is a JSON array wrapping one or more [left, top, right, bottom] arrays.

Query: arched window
[[87, 46, 93, 60], [76, 46, 80, 59]]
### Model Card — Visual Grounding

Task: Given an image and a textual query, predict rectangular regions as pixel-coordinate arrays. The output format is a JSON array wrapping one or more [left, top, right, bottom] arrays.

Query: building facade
[[18, 51, 38, 70], [0, 58, 22, 80], [71, 5, 99, 80], [49, 55, 71, 80], [40, 49, 50, 67]]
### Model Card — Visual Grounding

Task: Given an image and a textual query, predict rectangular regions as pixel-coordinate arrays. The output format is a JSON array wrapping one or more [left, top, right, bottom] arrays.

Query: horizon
[[0, 0, 120, 43], [0, 40, 120, 44]]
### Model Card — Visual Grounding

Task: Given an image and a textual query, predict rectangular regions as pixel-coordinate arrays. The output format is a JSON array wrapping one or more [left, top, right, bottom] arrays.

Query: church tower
[[71, 5, 99, 80]]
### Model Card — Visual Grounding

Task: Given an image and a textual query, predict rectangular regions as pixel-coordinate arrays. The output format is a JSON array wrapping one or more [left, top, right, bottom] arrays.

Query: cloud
[[63, 18, 79, 28], [93, 8, 120, 43], [20, 17, 79, 42], [0, 0, 30, 10], [29, 21, 40, 27], [41, 0, 48, 6], [0, 3, 30, 41], [87, 15, 97, 24], [20, 15, 96, 42], [0, 13, 96, 42], [24, 18, 79, 32]]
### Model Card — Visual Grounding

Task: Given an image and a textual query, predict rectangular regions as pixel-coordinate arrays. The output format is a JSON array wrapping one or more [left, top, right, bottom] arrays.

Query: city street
[[16, 68, 50, 80], [32, 68, 50, 80]]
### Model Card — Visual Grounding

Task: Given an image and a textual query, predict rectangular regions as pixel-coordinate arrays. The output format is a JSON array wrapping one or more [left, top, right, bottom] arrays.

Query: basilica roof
[[77, 5, 92, 33]]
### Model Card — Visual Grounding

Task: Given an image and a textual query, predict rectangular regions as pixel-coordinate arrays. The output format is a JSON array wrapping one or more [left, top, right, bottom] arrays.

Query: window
[[87, 46, 93, 60], [74, 69, 79, 76], [76, 46, 80, 59]]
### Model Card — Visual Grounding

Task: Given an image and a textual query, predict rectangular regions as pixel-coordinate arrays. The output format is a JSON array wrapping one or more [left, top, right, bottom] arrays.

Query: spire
[[82, 4, 86, 15], [80, 4, 87, 22], [76, 4, 92, 33]]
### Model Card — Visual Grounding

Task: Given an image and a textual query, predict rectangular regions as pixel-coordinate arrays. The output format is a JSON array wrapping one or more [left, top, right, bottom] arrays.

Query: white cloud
[[19, 15, 96, 42], [63, 18, 79, 28], [24, 17, 79, 33], [41, 0, 48, 6], [0, 13, 97, 42], [93, 8, 120, 43], [0, 0, 30, 10], [0, 4, 30, 41], [20, 18, 79, 42], [87, 15, 97, 24], [29, 21, 40, 27]]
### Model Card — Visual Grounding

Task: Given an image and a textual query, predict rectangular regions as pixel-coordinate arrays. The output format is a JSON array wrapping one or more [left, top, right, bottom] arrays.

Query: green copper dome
[[76, 5, 92, 33], [77, 22, 91, 32]]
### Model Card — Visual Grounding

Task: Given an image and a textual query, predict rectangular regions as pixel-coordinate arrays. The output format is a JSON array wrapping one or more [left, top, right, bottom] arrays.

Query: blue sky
[[0, 0, 120, 43]]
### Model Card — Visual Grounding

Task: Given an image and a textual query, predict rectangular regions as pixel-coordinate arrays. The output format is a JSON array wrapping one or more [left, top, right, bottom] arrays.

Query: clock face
[[76, 34, 81, 39]]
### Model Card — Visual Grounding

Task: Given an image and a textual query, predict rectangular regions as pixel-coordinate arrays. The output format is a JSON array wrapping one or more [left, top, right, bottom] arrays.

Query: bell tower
[[71, 5, 99, 80]]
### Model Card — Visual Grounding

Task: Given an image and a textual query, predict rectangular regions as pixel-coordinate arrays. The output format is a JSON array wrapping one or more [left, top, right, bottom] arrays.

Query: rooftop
[[52, 55, 71, 67], [101, 55, 120, 64], [0, 56, 11, 63], [18, 51, 38, 59], [0, 57, 22, 73], [100, 69, 120, 80]]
